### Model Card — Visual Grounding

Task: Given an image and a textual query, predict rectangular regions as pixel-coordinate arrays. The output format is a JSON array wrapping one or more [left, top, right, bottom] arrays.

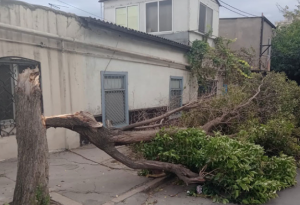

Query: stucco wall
[[219, 17, 274, 70], [103, 0, 220, 44], [219, 18, 261, 69], [0, 1, 195, 160]]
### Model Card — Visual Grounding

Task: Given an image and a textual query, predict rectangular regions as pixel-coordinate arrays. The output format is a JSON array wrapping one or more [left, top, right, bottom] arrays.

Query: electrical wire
[[222, 5, 249, 17], [219, 0, 258, 17], [57, 0, 103, 19]]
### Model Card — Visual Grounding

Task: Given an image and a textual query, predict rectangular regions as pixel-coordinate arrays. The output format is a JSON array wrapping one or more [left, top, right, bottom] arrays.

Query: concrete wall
[[0, 1, 196, 160], [103, 0, 220, 45], [261, 21, 273, 71], [219, 17, 274, 70]]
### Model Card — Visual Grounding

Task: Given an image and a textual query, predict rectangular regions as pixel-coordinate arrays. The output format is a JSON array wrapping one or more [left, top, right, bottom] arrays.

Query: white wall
[[0, 1, 195, 160], [103, 0, 219, 37]]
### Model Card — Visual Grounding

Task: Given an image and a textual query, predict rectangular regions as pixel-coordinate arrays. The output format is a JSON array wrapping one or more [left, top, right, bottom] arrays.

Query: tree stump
[[12, 68, 50, 205]]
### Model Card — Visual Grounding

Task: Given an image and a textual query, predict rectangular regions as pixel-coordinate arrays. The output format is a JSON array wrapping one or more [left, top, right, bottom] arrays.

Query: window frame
[[114, 4, 140, 30], [198, 3, 214, 34], [145, 0, 173, 34], [169, 76, 183, 108], [101, 71, 129, 128]]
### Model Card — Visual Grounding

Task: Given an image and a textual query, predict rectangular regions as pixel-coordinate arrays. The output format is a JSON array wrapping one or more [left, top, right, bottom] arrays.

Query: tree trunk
[[13, 68, 50, 205]]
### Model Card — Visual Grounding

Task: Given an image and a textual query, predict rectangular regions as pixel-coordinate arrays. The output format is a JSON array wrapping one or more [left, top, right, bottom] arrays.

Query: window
[[0, 65, 14, 122], [0, 57, 40, 137], [198, 80, 217, 97], [116, 5, 139, 30], [101, 72, 129, 128], [146, 0, 172, 33], [169, 77, 183, 111], [199, 3, 213, 33]]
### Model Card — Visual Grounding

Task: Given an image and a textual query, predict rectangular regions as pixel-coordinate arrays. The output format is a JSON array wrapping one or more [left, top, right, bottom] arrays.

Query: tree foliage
[[272, 1, 300, 84], [138, 129, 297, 204]]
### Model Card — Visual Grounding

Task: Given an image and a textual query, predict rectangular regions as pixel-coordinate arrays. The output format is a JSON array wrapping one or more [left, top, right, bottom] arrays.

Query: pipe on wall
[[0, 22, 189, 67]]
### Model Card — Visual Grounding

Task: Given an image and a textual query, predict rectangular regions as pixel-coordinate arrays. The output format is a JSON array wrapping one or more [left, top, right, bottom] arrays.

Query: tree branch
[[102, 145, 206, 185]]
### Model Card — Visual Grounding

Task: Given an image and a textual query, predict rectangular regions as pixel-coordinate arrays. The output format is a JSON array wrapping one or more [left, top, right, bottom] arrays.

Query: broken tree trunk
[[45, 112, 206, 185], [13, 68, 50, 205]]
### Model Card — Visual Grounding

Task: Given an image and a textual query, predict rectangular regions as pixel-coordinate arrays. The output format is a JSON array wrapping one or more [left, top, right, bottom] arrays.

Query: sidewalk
[[1, 145, 299, 205], [0, 145, 157, 205]]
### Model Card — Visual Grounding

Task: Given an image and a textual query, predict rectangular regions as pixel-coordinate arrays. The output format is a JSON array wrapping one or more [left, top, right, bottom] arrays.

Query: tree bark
[[45, 112, 206, 185], [13, 68, 50, 205]]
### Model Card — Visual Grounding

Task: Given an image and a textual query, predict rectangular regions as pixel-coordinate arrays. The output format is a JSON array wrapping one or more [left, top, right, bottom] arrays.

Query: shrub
[[139, 128, 297, 204], [238, 119, 300, 158]]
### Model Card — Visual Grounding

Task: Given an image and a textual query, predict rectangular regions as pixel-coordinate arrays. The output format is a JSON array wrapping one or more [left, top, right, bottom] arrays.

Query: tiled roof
[[80, 17, 191, 50]]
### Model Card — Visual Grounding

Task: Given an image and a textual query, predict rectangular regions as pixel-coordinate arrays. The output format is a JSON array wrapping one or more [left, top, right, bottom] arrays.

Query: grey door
[[101, 72, 129, 128]]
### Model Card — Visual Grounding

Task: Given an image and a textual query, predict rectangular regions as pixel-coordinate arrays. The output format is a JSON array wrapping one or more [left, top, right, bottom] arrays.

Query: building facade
[[100, 0, 220, 46], [219, 16, 276, 71], [0, 0, 197, 160]]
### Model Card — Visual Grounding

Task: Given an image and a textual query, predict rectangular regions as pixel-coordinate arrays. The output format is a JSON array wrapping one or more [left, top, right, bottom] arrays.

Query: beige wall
[[219, 17, 274, 70], [0, 0, 196, 160]]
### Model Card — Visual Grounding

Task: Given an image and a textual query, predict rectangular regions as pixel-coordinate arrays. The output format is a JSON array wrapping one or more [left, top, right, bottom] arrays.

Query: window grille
[[101, 72, 129, 128], [0, 57, 39, 137], [169, 77, 183, 111]]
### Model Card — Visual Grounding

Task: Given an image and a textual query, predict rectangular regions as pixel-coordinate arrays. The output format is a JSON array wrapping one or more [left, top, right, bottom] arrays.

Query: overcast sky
[[23, 0, 298, 24]]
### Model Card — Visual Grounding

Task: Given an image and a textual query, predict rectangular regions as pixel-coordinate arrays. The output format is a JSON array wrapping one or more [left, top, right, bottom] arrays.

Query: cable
[[222, 5, 249, 17], [219, 0, 258, 17], [57, 0, 103, 19]]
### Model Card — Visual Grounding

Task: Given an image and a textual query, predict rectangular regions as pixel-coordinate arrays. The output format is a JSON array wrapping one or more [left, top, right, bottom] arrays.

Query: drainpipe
[[259, 14, 264, 70]]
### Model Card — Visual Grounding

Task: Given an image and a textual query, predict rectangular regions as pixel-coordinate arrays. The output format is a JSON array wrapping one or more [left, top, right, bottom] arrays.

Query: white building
[[100, 0, 220, 45], [0, 0, 198, 160]]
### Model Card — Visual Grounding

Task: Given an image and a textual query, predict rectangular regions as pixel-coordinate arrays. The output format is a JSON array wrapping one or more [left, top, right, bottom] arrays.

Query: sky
[[21, 0, 298, 24]]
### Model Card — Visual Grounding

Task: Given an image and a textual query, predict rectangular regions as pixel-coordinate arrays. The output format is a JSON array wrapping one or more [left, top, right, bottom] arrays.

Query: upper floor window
[[146, 0, 172, 33], [199, 3, 213, 33], [116, 5, 139, 30]]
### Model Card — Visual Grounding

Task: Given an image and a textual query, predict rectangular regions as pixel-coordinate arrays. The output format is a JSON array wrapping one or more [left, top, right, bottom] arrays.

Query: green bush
[[139, 128, 297, 204], [238, 119, 300, 158]]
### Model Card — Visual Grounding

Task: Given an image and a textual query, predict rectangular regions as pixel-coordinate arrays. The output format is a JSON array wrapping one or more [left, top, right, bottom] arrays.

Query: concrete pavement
[[0, 145, 299, 205], [119, 170, 300, 205], [0, 145, 153, 205]]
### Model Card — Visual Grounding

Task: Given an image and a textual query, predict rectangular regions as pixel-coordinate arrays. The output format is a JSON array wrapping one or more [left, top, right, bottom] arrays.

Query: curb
[[102, 175, 173, 205]]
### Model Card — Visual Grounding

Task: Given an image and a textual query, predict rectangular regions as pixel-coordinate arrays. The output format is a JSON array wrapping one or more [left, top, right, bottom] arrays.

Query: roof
[[220, 16, 276, 29], [99, 0, 221, 6], [80, 17, 191, 50]]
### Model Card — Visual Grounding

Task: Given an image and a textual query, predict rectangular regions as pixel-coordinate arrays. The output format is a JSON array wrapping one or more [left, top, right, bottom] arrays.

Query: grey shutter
[[199, 3, 206, 33], [101, 73, 129, 128]]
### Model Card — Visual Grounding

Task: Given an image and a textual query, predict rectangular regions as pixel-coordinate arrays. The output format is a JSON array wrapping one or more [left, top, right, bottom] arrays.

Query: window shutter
[[206, 7, 213, 32], [199, 3, 206, 33], [128, 6, 139, 30], [146, 2, 158, 33], [116, 7, 127, 27], [159, 0, 172, 32]]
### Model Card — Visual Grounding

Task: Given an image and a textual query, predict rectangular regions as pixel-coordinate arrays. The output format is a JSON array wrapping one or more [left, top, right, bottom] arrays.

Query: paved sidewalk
[[1, 145, 299, 205], [0, 145, 152, 205]]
